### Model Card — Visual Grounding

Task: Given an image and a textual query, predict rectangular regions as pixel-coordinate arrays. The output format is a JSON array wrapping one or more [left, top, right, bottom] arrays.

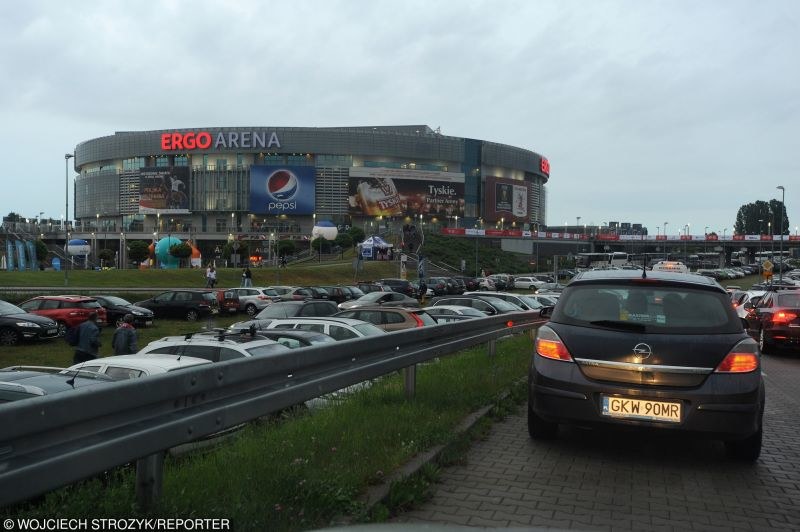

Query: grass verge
[[6, 334, 534, 530]]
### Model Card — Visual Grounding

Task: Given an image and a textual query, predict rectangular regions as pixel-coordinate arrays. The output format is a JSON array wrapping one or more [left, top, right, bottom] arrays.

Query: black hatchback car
[[135, 290, 219, 321], [528, 270, 764, 461], [743, 288, 800, 353], [91, 295, 155, 328]]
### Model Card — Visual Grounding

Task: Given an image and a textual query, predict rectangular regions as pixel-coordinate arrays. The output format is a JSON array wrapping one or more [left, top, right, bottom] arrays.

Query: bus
[[754, 251, 791, 263], [576, 252, 629, 269]]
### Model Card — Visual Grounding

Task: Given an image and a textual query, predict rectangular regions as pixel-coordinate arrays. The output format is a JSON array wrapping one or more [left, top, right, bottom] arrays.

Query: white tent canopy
[[359, 235, 393, 249], [358, 235, 393, 259]]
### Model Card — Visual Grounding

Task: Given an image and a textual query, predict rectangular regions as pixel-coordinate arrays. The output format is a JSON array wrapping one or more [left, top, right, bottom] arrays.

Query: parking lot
[[394, 351, 800, 530]]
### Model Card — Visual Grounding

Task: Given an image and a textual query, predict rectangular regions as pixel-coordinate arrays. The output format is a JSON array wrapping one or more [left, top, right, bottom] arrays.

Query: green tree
[[335, 232, 353, 250], [127, 240, 150, 265], [169, 242, 193, 268], [347, 226, 365, 244], [98, 249, 115, 268], [277, 239, 296, 257], [312, 237, 334, 253], [34, 239, 49, 263], [734, 199, 789, 235]]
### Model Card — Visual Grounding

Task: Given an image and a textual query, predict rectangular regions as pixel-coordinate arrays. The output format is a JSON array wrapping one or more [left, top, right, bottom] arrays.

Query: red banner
[[705, 235, 718, 241], [760, 235, 772, 241], [656, 235, 667, 241], [597, 234, 620, 241], [790, 235, 800, 241], [732, 234, 745, 241], [440, 228, 466, 236]]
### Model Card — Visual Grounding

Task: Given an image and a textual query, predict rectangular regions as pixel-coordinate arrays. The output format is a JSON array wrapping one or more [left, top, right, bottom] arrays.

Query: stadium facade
[[72, 125, 550, 251]]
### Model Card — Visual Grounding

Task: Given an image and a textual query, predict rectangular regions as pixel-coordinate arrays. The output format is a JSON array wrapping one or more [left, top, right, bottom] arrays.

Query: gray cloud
[[1, 0, 798, 235]]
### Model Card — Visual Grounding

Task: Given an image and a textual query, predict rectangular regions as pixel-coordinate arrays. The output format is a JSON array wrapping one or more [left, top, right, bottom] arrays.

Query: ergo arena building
[[72, 125, 550, 256]]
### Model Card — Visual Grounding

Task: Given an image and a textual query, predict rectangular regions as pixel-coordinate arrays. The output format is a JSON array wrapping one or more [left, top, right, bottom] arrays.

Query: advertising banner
[[348, 167, 465, 217], [138, 167, 190, 214], [250, 166, 316, 215], [484, 176, 530, 223]]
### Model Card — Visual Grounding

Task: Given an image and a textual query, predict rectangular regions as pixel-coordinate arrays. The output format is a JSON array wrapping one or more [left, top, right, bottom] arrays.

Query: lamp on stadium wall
[[777, 185, 785, 282]]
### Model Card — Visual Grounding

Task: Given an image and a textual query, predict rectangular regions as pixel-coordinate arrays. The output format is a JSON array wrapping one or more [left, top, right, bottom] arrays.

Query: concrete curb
[[345, 380, 525, 522]]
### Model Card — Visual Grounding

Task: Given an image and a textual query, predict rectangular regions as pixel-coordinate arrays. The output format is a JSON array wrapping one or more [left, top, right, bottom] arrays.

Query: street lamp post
[[768, 221, 773, 258], [64, 154, 74, 285], [777, 185, 785, 282], [704, 226, 709, 253], [684, 224, 689, 259]]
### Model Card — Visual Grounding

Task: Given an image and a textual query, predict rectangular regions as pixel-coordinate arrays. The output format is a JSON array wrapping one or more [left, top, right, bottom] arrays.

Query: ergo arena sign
[[161, 130, 281, 151]]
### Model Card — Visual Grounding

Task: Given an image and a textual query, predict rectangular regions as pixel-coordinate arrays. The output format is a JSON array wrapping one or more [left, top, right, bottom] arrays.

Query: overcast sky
[[1, 0, 798, 236]]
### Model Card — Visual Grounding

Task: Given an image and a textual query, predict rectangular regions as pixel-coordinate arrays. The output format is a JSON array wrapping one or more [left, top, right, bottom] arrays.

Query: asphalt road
[[394, 351, 800, 531]]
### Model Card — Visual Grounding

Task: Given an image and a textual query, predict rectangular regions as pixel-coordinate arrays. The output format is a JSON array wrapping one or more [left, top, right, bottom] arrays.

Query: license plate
[[144, 320, 153, 326], [47, 329, 57, 335], [211, 309, 219, 314], [601, 395, 681, 423]]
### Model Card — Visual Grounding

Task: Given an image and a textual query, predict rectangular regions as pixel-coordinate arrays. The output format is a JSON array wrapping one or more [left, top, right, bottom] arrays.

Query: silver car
[[228, 287, 282, 316]]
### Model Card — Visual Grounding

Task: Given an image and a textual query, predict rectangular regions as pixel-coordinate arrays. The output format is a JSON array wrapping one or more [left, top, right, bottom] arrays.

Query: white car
[[337, 291, 420, 310], [137, 332, 291, 361], [246, 317, 386, 341], [732, 290, 766, 319], [464, 291, 552, 313], [513, 276, 547, 290], [68, 353, 211, 379], [227, 287, 282, 316]]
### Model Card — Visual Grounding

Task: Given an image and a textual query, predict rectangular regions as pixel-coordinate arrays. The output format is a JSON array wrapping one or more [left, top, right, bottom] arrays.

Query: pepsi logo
[[266, 170, 299, 201]]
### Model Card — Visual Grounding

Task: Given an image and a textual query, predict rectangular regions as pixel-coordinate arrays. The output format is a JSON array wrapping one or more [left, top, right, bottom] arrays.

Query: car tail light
[[772, 311, 797, 325], [535, 325, 573, 362], [714, 338, 759, 373], [412, 313, 425, 327]]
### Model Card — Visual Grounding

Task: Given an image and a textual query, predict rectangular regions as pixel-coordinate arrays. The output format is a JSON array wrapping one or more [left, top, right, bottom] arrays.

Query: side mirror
[[539, 306, 554, 320], [743, 301, 753, 310]]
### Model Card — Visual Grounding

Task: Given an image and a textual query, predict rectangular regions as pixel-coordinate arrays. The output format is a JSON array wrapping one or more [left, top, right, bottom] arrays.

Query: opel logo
[[632, 343, 653, 361]]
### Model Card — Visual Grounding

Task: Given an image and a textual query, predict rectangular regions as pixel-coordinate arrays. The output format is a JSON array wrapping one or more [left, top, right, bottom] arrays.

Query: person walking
[[418, 278, 427, 304], [206, 264, 217, 288], [73, 312, 101, 364], [242, 266, 253, 287], [111, 314, 138, 355]]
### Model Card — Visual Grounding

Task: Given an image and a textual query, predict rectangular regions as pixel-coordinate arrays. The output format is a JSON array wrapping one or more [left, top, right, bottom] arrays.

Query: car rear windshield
[[245, 344, 291, 357], [777, 293, 800, 307], [554, 284, 741, 333]]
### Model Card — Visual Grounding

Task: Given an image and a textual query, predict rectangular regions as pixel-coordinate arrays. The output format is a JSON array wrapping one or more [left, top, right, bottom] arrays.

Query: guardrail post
[[404, 364, 416, 399], [487, 339, 496, 357], [136, 452, 164, 510]]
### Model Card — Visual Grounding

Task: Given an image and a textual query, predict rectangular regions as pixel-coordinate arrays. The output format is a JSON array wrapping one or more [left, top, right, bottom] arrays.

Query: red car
[[19, 295, 108, 336]]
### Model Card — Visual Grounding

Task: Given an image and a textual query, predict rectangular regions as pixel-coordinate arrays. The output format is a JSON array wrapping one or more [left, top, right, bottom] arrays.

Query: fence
[[0, 312, 544, 509]]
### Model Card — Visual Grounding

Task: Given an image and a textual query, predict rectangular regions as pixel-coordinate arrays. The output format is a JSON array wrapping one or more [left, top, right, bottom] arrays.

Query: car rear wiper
[[588, 320, 648, 332]]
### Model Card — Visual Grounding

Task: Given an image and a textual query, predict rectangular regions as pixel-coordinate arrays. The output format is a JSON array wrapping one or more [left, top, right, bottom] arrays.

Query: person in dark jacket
[[111, 314, 138, 355], [74, 312, 101, 364]]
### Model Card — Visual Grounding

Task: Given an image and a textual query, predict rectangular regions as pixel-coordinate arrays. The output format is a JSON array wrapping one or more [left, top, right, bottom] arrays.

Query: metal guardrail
[[0, 312, 543, 508]]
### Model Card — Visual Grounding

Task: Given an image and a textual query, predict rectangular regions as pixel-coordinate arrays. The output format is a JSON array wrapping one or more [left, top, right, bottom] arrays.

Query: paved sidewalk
[[394, 353, 800, 531]]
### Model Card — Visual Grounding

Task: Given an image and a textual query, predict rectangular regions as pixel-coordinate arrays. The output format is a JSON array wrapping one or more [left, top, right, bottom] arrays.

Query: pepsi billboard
[[250, 166, 316, 215]]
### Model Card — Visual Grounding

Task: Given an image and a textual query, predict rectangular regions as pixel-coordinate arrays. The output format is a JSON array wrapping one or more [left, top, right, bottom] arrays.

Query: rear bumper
[[529, 357, 764, 440], [764, 326, 800, 347]]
